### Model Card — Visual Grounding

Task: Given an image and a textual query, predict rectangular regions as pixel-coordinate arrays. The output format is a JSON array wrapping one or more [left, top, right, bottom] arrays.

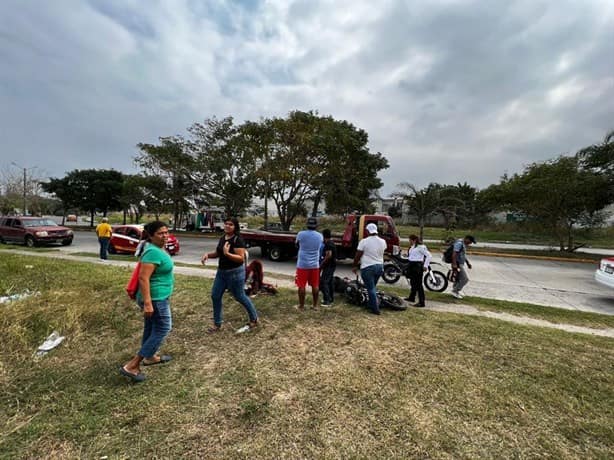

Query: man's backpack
[[442, 243, 455, 263]]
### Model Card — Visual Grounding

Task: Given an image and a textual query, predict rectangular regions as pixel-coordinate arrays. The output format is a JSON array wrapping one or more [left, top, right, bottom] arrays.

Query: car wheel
[[61, 239, 72, 246], [25, 235, 35, 247], [268, 245, 283, 262], [0, 235, 5, 244]]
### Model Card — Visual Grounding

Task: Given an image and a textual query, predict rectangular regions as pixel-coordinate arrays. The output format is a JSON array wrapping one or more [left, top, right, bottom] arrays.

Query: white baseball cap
[[366, 223, 378, 234]]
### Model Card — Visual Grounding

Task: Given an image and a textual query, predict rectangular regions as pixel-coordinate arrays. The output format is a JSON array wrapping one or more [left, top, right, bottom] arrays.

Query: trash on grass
[[0, 291, 39, 304], [35, 331, 65, 357]]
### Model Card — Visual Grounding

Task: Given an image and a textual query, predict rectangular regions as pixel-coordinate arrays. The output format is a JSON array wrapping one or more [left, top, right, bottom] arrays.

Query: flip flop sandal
[[119, 365, 146, 382], [142, 355, 173, 366]]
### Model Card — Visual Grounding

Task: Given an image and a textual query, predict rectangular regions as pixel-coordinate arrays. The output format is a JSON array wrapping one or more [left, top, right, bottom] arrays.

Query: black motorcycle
[[382, 253, 449, 292], [336, 276, 407, 311]]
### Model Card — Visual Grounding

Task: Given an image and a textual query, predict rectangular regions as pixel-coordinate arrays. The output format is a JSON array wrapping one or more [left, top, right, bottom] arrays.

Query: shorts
[[295, 268, 320, 289]]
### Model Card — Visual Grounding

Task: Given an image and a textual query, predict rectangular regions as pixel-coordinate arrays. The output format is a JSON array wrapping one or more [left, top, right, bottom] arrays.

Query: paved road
[[57, 230, 614, 315]]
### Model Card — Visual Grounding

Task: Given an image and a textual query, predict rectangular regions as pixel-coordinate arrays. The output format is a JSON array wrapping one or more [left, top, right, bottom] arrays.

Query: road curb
[[468, 251, 598, 264]]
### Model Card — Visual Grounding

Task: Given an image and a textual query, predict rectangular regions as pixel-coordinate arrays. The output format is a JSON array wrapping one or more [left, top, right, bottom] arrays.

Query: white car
[[595, 257, 614, 289]]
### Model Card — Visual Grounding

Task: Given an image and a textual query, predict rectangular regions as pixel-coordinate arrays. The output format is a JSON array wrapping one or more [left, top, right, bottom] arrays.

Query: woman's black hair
[[224, 217, 241, 235], [409, 234, 421, 245], [143, 221, 168, 241]]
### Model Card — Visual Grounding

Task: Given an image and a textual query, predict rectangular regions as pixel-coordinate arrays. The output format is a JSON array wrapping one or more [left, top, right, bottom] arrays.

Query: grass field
[[1, 254, 613, 459]]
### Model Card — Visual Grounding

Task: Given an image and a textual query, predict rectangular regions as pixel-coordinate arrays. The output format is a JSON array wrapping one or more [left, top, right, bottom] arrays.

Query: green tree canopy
[[136, 137, 194, 230], [187, 116, 258, 217], [487, 156, 611, 251], [42, 169, 124, 226]]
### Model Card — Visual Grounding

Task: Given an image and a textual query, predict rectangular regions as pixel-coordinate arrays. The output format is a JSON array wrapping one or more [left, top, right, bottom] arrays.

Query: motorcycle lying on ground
[[335, 276, 407, 311], [382, 253, 449, 292]]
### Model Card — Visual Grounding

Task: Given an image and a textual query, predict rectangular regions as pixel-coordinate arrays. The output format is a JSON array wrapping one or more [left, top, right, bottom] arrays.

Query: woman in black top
[[201, 217, 258, 333]]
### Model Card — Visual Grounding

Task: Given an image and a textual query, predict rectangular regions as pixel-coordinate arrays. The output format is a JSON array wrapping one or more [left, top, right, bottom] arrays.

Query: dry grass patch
[[0, 254, 613, 459]]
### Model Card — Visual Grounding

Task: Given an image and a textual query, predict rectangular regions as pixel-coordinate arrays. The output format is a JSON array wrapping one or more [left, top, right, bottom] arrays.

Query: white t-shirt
[[357, 235, 387, 269]]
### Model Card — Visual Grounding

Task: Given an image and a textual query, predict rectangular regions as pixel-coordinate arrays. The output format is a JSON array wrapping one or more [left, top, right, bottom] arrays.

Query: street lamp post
[[11, 162, 28, 215]]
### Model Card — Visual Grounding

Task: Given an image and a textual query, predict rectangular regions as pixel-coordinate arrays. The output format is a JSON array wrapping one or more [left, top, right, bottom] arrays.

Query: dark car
[[0, 216, 74, 247], [109, 224, 180, 255]]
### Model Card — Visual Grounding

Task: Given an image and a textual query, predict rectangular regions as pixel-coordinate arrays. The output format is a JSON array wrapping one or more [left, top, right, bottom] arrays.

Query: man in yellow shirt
[[95, 217, 113, 260]]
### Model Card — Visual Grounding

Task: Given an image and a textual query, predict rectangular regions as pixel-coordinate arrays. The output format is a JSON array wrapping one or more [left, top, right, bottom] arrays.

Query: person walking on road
[[201, 217, 259, 333], [295, 217, 323, 310], [120, 221, 175, 382], [320, 229, 337, 307], [352, 223, 386, 315], [405, 234, 432, 307], [95, 217, 112, 260], [451, 235, 476, 299]]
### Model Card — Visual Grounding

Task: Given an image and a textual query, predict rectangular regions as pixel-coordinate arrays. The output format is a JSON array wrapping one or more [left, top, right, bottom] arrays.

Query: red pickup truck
[[241, 214, 401, 261]]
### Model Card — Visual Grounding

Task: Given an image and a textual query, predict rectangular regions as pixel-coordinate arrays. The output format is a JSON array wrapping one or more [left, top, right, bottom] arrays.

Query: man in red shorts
[[295, 217, 323, 310]]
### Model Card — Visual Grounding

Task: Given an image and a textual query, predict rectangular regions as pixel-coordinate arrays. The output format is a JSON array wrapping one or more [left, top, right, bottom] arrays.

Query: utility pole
[[11, 162, 28, 215]]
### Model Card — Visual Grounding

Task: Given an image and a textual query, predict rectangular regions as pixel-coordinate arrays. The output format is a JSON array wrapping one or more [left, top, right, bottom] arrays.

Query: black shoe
[[368, 309, 381, 315], [413, 303, 425, 308], [404, 297, 415, 302]]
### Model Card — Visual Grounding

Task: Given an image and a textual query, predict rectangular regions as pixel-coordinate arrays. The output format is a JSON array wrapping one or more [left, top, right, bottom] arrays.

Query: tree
[[304, 114, 388, 216], [187, 117, 258, 217], [490, 156, 611, 251], [251, 111, 388, 229], [254, 112, 325, 230], [394, 182, 442, 241], [136, 137, 194, 230], [577, 129, 614, 175], [40, 176, 73, 223], [41, 169, 124, 226]]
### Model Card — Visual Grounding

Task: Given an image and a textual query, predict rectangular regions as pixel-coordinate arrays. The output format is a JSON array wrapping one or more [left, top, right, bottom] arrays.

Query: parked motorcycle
[[382, 253, 449, 292]]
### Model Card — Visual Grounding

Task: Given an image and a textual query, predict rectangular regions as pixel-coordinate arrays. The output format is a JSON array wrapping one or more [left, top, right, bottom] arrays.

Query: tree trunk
[[311, 192, 322, 217], [418, 217, 425, 242]]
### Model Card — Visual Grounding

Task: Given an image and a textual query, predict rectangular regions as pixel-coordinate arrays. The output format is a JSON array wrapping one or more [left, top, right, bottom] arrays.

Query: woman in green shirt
[[120, 221, 174, 382]]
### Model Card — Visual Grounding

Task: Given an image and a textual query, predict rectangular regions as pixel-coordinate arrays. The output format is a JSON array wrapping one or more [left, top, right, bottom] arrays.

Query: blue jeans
[[361, 264, 383, 313], [138, 298, 172, 358], [99, 237, 110, 259], [320, 266, 335, 304], [211, 266, 258, 326]]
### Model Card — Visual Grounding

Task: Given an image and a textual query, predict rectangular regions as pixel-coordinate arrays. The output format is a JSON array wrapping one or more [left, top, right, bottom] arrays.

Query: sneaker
[[321, 303, 331, 307], [451, 291, 462, 299]]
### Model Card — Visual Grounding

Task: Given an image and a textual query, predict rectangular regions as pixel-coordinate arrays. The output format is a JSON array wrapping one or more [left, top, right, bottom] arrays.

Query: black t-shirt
[[322, 240, 337, 269], [216, 235, 246, 270]]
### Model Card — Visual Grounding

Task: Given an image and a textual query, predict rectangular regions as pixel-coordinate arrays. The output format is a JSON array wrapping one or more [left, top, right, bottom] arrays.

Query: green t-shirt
[[137, 244, 174, 301]]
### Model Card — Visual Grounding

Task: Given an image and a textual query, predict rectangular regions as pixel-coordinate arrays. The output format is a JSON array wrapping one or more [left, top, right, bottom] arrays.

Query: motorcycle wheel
[[424, 270, 448, 292], [378, 292, 407, 310], [382, 263, 402, 284]]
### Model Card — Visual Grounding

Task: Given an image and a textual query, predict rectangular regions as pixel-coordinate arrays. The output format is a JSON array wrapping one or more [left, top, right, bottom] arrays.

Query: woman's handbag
[[126, 262, 141, 300]]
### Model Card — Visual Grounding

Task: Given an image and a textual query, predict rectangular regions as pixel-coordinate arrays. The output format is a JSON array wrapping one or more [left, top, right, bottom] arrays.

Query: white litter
[[235, 325, 250, 334], [0, 291, 39, 304], [35, 331, 65, 357]]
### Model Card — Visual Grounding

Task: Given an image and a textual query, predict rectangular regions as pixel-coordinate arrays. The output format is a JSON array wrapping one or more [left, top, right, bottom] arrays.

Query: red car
[[0, 216, 73, 247], [109, 224, 180, 255]]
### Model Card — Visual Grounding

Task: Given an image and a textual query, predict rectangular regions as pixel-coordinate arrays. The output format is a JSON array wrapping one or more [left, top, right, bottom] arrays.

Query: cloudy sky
[[1, 0, 613, 196]]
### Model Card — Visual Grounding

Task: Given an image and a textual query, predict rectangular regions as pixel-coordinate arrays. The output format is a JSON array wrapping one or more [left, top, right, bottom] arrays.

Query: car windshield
[[23, 219, 58, 227]]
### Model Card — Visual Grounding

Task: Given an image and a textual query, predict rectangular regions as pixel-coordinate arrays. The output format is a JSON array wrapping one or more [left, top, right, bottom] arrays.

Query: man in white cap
[[352, 222, 386, 315]]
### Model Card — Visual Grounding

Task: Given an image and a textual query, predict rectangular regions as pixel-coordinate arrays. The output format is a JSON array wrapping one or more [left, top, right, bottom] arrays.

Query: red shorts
[[295, 268, 320, 288]]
